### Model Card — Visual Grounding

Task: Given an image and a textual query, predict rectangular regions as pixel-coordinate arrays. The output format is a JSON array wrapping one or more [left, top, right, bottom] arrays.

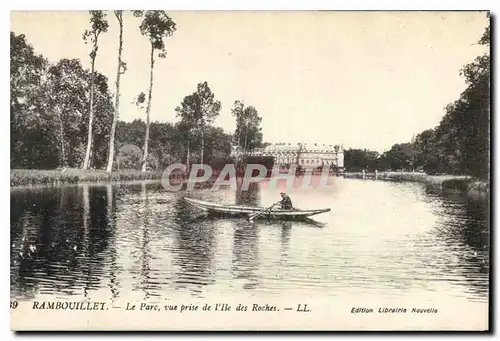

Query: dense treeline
[[344, 22, 490, 179], [115, 120, 233, 171], [11, 33, 114, 169], [11, 11, 264, 172]]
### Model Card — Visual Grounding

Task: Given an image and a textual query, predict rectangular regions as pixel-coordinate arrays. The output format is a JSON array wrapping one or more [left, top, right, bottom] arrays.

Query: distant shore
[[10, 169, 490, 201], [343, 171, 489, 198]]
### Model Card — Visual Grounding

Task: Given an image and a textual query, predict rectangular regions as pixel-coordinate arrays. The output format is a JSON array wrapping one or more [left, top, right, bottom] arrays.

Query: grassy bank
[[11, 169, 163, 187], [343, 171, 489, 197]]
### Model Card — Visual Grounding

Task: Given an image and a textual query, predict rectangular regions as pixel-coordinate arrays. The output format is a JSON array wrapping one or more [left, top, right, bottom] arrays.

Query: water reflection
[[10, 179, 489, 303], [280, 222, 292, 259], [232, 221, 260, 290], [235, 183, 261, 206], [10, 185, 114, 299], [106, 184, 120, 303], [172, 195, 217, 296]]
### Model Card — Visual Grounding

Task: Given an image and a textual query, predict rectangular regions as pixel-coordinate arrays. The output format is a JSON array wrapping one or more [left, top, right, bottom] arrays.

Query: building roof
[[264, 143, 300, 152], [264, 143, 343, 153]]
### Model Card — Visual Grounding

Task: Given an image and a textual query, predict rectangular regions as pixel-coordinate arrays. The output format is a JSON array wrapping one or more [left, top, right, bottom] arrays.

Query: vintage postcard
[[10, 10, 490, 331]]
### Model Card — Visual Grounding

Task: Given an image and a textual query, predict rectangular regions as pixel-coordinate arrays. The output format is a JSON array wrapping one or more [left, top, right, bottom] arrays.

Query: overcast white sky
[[10, 11, 489, 152]]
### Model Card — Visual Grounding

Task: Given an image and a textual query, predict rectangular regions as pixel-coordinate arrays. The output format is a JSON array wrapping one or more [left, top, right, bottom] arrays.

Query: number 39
[[10, 301, 18, 309]]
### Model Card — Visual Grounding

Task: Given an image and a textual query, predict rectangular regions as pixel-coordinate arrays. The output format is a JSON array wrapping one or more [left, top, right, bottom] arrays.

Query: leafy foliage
[[344, 149, 380, 172], [232, 100, 263, 152], [10, 32, 51, 168], [82, 11, 109, 53], [11, 33, 113, 169], [115, 119, 232, 170], [175, 82, 221, 163], [135, 10, 176, 57]]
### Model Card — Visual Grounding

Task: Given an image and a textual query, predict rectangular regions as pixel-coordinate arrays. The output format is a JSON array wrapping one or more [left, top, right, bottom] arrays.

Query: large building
[[231, 142, 344, 171]]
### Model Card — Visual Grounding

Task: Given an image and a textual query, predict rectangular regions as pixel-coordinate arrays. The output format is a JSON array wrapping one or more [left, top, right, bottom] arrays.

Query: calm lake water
[[10, 178, 489, 304]]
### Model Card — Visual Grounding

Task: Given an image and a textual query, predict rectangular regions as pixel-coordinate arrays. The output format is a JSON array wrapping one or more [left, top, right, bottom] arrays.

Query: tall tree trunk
[[238, 132, 243, 170], [243, 122, 248, 161], [89, 146, 94, 169], [83, 47, 97, 170], [106, 12, 124, 173], [82, 183, 91, 297], [186, 133, 190, 171], [56, 105, 67, 167], [200, 128, 204, 164], [141, 44, 154, 172]]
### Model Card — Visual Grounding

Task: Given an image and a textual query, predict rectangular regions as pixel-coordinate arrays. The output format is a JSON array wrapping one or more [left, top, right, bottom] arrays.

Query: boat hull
[[184, 197, 330, 220]]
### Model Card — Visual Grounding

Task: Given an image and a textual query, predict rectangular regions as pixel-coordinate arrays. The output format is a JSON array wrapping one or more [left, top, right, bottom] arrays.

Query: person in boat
[[279, 192, 293, 210]]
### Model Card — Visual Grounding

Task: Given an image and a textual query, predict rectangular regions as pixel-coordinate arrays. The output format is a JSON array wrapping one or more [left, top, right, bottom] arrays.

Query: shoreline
[[10, 169, 164, 187], [343, 171, 489, 198], [10, 169, 490, 200]]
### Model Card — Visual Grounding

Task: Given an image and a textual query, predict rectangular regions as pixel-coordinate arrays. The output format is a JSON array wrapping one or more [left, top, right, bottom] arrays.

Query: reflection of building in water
[[231, 143, 344, 171]]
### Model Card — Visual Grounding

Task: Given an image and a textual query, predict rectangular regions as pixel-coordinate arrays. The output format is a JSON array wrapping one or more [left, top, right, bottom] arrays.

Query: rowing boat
[[184, 197, 330, 220]]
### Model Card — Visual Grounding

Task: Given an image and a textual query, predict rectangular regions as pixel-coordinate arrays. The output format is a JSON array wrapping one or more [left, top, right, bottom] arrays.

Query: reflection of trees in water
[[80, 185, 114, 296], [461, 199, 489, 251], [11, 189, 61, 298], [432, 195, 489, 251], [118, 183, 163, 300], [106, 184, 120, 302], [231, 221, 294, 291], [232, 221, 260, 290], [427, 187, 489, 299], [171, 201, 217, 296], [10, 185, 114, 299], [235, 183, 261, 206], [135, 182, 161, 300]]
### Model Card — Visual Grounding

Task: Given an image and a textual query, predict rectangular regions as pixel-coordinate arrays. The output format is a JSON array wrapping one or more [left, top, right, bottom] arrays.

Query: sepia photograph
[[9, 10, 490, 331]]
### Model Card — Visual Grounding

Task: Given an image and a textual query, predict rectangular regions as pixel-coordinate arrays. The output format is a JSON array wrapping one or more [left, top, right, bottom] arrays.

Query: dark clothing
[[280, 195, 293, 210]]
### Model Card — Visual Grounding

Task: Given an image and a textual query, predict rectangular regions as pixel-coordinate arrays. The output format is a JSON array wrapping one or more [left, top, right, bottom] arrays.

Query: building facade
[[231, 143, 344, 171]]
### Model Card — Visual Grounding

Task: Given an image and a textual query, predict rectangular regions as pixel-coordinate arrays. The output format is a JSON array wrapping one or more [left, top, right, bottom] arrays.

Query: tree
[[204, 126, 233, 170], [116, 119, 147, 148], [135, 10, 177, 172], [380, 19, 490, 179], [148, 121, 178, 168], [11, 30, 115, 170], [344, 149, 380, 172], [379, 143, 413, 171], [175, 93, 198, 170], [88, 72, 114, 169], [46, 59, 90, 168], [106, 10, 127, 172], [232, 100, 263, 157], [82, 10, 109, 169], [413, 129, 438, 173], [458, 21, 490, 178], [10, 32, 52, 168], [195, 82, 221, 163], [46, 59, 114, 169], [117, 143, 143, 170]]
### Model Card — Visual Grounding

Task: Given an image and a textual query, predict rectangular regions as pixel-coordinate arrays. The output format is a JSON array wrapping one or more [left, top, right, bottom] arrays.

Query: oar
[[249, 202, 279, 221]]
